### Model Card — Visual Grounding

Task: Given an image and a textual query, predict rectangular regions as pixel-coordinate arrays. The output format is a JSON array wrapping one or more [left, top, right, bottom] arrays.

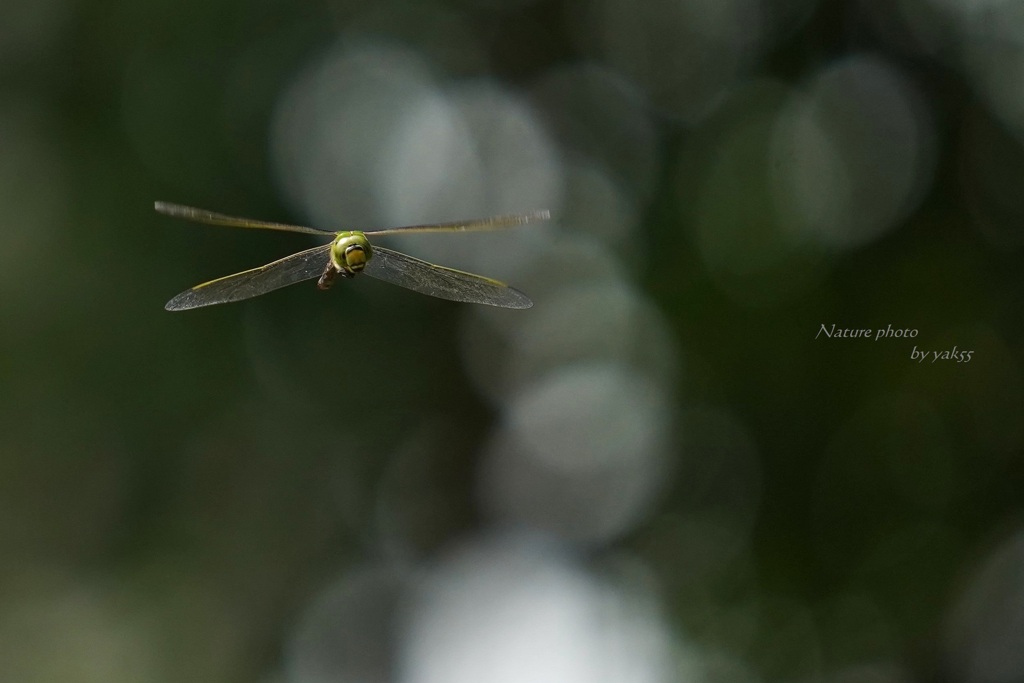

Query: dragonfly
[[156, 202, 549, 311]]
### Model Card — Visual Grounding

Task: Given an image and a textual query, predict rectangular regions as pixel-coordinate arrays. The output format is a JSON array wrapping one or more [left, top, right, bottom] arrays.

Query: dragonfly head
[[330, 232, 373, 276]]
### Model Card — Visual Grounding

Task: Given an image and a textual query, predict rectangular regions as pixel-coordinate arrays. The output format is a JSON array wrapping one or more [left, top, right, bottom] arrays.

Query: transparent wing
[[166, 244, 331, 311], [155, 202, 336, 236], [365, 210, 550, 236], [364, 246, 532, 309]]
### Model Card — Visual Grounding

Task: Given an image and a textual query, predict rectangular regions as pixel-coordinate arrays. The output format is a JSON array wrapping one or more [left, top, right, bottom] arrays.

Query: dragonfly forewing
[[155, 202, 336, 236], [365, 210, 550, 236]]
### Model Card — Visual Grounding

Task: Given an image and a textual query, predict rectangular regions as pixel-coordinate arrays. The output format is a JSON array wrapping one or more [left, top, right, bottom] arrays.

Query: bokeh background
[[2, 0, 1023, 681]]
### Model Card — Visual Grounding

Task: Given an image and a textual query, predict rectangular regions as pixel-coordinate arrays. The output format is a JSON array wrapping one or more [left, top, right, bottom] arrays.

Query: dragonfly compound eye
[[331, 233, 373, 275]]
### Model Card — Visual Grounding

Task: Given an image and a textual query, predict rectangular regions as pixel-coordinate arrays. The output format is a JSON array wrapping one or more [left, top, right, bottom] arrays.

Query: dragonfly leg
[[317, 263, 338, 290], [317, 262, 356, 290]]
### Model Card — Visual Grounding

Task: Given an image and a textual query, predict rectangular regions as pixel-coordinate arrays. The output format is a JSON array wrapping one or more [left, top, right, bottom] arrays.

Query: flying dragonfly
[[156, 202, 549, 311]]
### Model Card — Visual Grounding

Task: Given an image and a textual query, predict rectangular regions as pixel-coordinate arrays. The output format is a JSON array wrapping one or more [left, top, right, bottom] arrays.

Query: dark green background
[[2, 0, 1022, 681]]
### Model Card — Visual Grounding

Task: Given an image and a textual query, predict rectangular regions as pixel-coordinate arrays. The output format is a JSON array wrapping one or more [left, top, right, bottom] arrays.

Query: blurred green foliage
[[1, 0, 1023, 681]]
